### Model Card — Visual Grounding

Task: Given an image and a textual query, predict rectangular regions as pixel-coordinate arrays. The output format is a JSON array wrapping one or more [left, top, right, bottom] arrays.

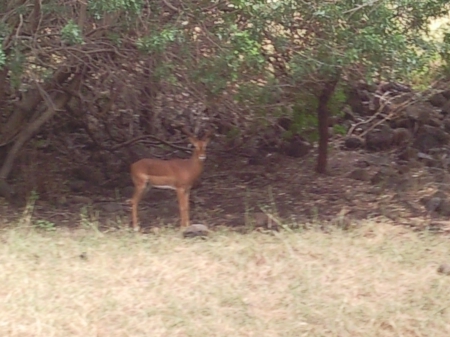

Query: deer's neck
[[187, 152, 205, 171]]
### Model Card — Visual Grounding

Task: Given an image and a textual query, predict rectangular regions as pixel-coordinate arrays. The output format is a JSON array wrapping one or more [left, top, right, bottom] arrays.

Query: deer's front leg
[[176, 188, 190, 228]]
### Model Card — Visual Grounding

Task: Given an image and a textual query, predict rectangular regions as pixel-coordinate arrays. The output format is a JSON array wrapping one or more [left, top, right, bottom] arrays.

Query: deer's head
[[183, 128, 213, 161]]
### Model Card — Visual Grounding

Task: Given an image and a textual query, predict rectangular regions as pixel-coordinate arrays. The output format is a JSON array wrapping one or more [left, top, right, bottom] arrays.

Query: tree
[[213, 0, 450, 172], [0, 0, 449, 201]]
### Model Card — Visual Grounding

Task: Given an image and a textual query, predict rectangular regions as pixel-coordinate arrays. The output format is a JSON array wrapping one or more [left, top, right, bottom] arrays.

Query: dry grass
[[0, 220, 450, 337]]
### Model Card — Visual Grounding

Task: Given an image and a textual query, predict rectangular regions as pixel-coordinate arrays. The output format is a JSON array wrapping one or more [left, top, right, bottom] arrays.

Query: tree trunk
[[0, 74, 81, 201], [0, 67, 73, 145], [316, 75, 340, 174], [0, 66, 8, 118]]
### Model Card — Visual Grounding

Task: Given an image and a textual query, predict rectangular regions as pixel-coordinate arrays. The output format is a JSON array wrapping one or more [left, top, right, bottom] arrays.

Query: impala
[[129, 128, 213, 231]]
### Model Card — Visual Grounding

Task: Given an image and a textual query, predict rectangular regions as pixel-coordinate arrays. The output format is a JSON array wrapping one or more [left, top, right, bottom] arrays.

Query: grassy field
[[0, 220, 450, 337]]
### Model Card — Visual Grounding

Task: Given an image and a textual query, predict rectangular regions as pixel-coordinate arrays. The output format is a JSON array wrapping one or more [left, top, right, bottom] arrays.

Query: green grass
[[0, 221, 450, 336]]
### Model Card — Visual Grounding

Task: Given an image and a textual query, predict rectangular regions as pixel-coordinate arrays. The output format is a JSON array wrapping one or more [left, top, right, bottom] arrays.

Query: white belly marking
[[153, 185, 176, 190]]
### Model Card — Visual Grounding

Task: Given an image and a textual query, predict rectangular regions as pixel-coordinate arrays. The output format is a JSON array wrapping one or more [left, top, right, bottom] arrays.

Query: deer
[[129, 128, 213, 232]]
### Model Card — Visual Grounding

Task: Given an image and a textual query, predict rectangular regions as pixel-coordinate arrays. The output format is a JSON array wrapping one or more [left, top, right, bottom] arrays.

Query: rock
[[71, 166, 103, 183], [0, 180, 15, 203], [365, 125, 394, 151], [328, 127, 335, 138], [417, 152, 434, 161], [425, 197, 442, 212], [437, 263, 450, 275], [397, 146, 418, 161], [122, 186, 135, 198], [254, 212, 269, 227], [237, 171, 259, 182], [344, 136, 363, 150], [54, 196, 68, 207], [390, 117, 413, 129], [282, 137, 311, 158], [253, 212, 279, 231], [423, 125, 450, 143], [328, 116, 339, 127], [277, 117, 293, 130], [435, 172, 450, 190], [412, 133, 441, 153], [347, 89, 369, 115], [354, 159, 370, 168], [443, 118, 450, 133], [428, 117, 442, 128], [394, 177, 414, 192], [422, 191, 450, 216], [437, 199, 450, 216], [420, 191, 447, 205], [434, 190, 448, 199], [68, 180, 87, 193], [342, 106, 356, 121], [370, 167, 398, 185], [328, 215, 354, 230], [98, 202, 123, 213], [419, 195, 430, 205], [394, 162, 411, 174], [258, 129, 280, 152], [405, 103, 434, 124], [441, 100, 450, 115], [413, 126, 449, 153], [391, 128, 412, 146], [379, 82, 411, 93], [429, 93, 447, 107], [417, 109, 431, 125], [192, 180, 202, 190], [182, 224, 209, 238], [347, 169, 370, 181], [424, 157, 440, 168], [247, 155, 265, 166], [70, 196, 93, 204]]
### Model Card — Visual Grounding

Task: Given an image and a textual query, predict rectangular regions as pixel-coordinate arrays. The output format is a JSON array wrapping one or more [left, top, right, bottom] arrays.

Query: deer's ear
[[188, 137, 197, 145]]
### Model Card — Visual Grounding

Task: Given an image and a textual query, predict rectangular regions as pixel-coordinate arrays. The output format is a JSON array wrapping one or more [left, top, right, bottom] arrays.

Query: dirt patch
[[2, 143, 448, 233]]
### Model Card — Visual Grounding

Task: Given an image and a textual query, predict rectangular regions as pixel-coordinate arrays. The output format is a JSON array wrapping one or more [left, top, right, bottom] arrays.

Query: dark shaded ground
[[1, 142, 449, 234]]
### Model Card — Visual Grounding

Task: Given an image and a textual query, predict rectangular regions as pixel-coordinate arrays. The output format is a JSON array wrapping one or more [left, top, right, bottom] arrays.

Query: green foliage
[[34, 219, 56, 232], [284, 1, 448, 83], [225, 127, 241, 140], [189, 22, 266, 95], [107, 32, 123, 47], [228, 25, 265, 70], [153, 64, 177, 83], [180, 0, 450, 115], [61, 20, 83, 45], [88, 0, 143, 17], [333, 124, 347, 136], [0, 21, 10, 40], [136, 27, 181, 53], [2, 0, 449, 141], [328, 86, 347, 117], [287, 86, 347, 140], [440, 31, 450, 69], [191, 57, 230, 95], [287, 94, 319, 141], [8, 47, 25, 89], [0, 48, 5, 69], [234, 82, 277, 105]]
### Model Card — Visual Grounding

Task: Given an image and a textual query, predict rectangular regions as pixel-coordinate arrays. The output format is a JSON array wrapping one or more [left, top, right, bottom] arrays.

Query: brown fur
[[130, 131, 212, 231]]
